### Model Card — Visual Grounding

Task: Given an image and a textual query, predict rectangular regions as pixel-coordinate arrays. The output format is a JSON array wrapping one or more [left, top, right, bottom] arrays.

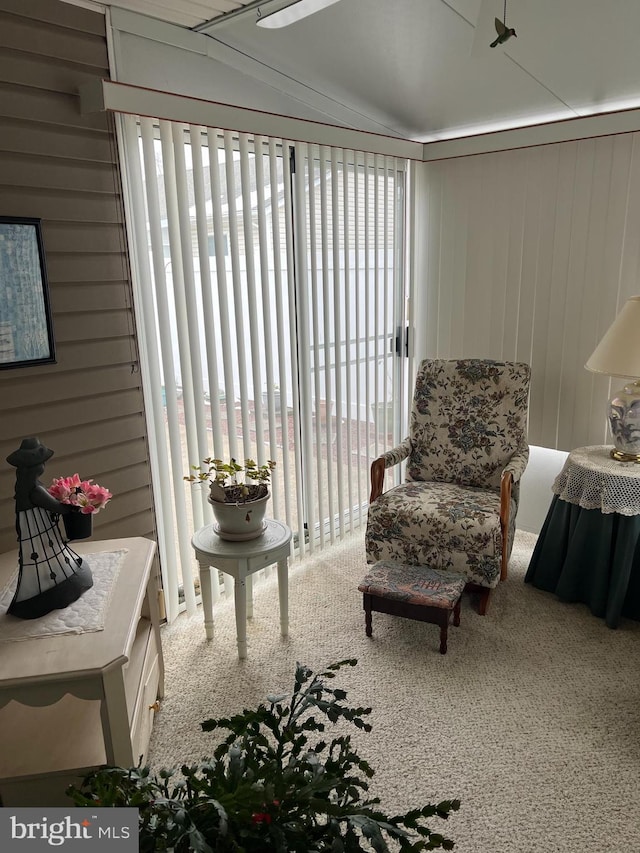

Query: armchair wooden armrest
[[370, 457, 387, 503], [499, 470, 513, 582], [369, 437, 412, 503], [498, 444, 529, 581]]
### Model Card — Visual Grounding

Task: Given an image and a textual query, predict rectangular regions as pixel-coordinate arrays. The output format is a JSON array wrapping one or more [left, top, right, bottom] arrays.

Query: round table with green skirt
[[524, 445, 640, 629]]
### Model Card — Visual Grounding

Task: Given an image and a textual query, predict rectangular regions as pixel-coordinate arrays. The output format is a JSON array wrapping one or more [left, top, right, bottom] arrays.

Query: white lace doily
[[0, 549, 128, 642], [552, 445, 640, 516]]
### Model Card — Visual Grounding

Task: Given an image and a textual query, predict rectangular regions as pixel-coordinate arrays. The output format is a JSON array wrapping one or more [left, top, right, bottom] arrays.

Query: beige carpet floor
[[149, 529, 640, 853]]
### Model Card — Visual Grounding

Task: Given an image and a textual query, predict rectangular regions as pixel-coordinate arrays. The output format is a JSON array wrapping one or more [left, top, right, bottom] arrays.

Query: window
[[122, 116, 408, 620]]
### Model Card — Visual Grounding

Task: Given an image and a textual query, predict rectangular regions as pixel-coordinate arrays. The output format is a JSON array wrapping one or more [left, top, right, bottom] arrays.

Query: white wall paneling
[[416, 133, 640, 452]]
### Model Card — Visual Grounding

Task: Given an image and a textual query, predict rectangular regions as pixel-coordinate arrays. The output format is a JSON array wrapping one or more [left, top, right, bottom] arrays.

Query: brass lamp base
[[610, 448, 640, 463]]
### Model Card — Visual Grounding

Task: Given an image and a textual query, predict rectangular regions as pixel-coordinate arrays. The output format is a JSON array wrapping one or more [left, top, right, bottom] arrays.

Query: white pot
[[208, 491, 269, 541]]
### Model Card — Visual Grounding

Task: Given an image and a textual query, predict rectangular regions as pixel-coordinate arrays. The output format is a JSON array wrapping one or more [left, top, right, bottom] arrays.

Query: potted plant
[[67, 659, 460, 851], [48, 473, 113, 541], [185, 457, 276, 541]]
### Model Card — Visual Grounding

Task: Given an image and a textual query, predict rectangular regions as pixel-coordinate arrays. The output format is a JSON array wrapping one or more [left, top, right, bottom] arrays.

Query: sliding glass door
[[121, 115, 408, 620]]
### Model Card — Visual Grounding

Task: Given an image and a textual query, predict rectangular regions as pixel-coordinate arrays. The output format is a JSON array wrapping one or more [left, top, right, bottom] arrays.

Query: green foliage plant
[[68, 659, 460, 852], [184, 457, 276, 504]]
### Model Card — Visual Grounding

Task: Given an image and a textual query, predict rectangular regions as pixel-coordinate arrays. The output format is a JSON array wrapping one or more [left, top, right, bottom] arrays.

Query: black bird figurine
[[490, 17, 517, 48]]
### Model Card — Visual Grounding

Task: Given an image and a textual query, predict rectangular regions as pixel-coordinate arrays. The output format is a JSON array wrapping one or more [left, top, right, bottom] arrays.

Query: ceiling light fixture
[[256, 0, 342, 29]]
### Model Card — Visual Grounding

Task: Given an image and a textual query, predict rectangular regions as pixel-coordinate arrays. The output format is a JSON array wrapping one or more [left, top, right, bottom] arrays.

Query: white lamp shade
[[585, 295, 640, 378]]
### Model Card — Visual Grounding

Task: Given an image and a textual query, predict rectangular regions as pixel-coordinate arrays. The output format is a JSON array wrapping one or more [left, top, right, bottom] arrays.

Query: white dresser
[[0, 536, 164, 806]]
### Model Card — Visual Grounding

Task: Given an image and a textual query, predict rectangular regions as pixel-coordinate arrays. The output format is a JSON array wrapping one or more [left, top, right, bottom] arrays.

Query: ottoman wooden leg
[[453, 598, 461, 627], [363, 594, 373, 637], [439, 618, 448, 654]]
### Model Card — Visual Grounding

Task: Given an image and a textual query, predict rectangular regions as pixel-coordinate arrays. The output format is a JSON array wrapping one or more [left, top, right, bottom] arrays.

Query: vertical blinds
[[120, 114, 407, 621]]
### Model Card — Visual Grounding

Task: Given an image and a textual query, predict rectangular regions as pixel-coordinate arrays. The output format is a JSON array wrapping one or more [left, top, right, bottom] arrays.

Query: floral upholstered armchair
[[365, 359, 531, 614]]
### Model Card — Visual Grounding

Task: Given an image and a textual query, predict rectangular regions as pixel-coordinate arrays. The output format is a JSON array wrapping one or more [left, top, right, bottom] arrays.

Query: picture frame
[[0, 216, 56, 369]]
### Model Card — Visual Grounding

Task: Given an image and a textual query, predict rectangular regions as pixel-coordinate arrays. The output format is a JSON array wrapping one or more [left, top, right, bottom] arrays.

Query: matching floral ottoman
[[358, 561, 465, 654]]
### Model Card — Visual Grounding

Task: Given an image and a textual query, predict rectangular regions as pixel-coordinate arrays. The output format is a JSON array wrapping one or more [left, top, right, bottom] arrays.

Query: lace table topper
[[0, 549, 128, 642], [552, 445, 640, 516]]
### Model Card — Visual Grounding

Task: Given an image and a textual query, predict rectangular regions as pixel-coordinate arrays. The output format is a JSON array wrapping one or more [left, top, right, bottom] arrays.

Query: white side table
[[191, 518, 292, 659]]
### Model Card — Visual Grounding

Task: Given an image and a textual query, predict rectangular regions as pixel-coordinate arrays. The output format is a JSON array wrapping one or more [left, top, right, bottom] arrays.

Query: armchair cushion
[[408, 359, 531, 491], [365, 481, 514, 588]]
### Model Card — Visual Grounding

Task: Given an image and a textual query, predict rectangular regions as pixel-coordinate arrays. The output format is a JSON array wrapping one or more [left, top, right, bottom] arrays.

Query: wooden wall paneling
[[4, 364, 141, 409], [0, 119, 116, 163], [45, 415, 148, 457], [483, 155, 504, 356], [52, 310, 134, 342], [0, 12, 108, 68], [0, 153, 120, 194], [502, 150, 527, 362], [556, 138, 594, 451], [0, 51, 106, 96], [46, 253, 128, 283], [417, 130, 640, 451], [0, 0, 105, 34], [525, 146, 556, 445], [97, 510, 156, 540], [572, 137, 613, 449], [423, 165, 442, 358], [92, 484, 154, 526], [44, 222, 124, 252], [1, 188, 122, 222], [617, 135, 640, 307], [52, 282, 132, 313], [435, 166, 454, 356], [449, 162, 469, 357], [537, 144, 573, 447], [512, 148, 540, 372], [2, 389, 145, 436], [588, 134, 635, 440], [0, 0, 156, 555], [599, 135, 635, 334], [46, 337, 138, 370], [488, 150, 514, 358], [48, 438, 150, 480], [462, 157, 495, 358], [97, 460, 153, 500], [0, 83, 109, 130]]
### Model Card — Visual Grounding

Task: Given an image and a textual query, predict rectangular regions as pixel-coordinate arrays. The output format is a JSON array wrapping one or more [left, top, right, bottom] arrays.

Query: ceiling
[[93, 0, 640, 142]]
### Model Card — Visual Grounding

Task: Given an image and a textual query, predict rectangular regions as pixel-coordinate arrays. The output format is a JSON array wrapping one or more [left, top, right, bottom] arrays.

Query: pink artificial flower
[[48, 474, 113, 515], [49, 473, 83, 504]]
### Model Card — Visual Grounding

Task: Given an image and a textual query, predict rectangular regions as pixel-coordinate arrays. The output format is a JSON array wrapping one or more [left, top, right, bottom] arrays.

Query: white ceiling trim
[[80, 78, 425, 159], [82, 76, 640, 166], [422, 106, 640, 161]]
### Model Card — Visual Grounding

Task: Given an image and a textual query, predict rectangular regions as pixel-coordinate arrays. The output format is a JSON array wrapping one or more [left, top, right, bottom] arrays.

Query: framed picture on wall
[[0, 216, 56, 369]]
